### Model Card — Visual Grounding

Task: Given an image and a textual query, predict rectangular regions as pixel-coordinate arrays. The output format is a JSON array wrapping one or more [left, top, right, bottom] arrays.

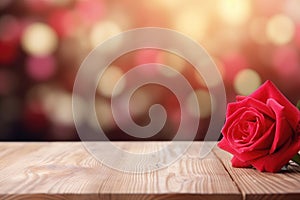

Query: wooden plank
[[214, 147, 300, 200], [0, 143, 45, 170], [0, 142, 241, 200]]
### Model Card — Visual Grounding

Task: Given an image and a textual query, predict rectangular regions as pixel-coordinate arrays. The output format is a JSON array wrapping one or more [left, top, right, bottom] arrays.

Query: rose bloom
[[218, 80, 300, 172]]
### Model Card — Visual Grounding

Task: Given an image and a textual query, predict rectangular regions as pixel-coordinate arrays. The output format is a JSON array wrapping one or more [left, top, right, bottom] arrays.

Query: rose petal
[[248, 123, 275, 150], [226, 97, 275, 119], [236, 95, 246, 101], [223, 106, 275, 152], [251, 135, 300, 172], [218, 139, 237, 155], [218, 137, 269, 161], [267, 98, 294, 153], [250, 80, 299, 128], [222, 107, 248, 139], [231, 156, 252, 168]]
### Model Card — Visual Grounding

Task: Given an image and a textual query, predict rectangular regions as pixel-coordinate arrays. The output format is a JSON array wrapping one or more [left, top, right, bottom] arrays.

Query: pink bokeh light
[[26, 56, 57, 81]]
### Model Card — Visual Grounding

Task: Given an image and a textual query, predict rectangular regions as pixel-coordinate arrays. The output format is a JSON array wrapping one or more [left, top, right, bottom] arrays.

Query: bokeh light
[[97, 65, 125, 98], [134, 49, 160, 67], [76, 0, 105, 24], [26, 56, 57, 81], [48, 9, 77, 37], [173, 7, 208, 41], [186, 90, 212, 119], [21, 22, 58, 56], [95, 99, 114, 130], [217, 0, 252, 26], [234, 69, 262, 96], [158, 51, 186, 77], [89, 20, 122, 49], [266, 14, 295, 45], [130, 87, 154, 118], [42, 89, 73, 126]]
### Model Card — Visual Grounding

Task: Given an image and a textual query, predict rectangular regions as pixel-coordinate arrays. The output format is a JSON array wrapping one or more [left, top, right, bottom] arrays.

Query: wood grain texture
[[0, 142, 240, 200], [1, 142, 300, 200], [214, 147, 300, 200]]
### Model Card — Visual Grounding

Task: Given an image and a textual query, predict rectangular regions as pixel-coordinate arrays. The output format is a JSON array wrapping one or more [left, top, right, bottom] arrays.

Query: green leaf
[[292, 153, 300, 166], [297, 100, 300, 110]]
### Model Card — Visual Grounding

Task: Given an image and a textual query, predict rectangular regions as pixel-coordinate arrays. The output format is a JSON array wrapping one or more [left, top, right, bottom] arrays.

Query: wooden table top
[[0, 142, 299, 200]]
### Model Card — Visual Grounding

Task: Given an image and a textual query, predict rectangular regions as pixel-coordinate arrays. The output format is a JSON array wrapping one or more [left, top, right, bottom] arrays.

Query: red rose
[[218, 80, 300, 172]]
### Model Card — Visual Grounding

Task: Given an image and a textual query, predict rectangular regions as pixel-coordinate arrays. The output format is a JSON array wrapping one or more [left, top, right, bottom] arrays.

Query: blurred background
[[0, 0, 300, 141]]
